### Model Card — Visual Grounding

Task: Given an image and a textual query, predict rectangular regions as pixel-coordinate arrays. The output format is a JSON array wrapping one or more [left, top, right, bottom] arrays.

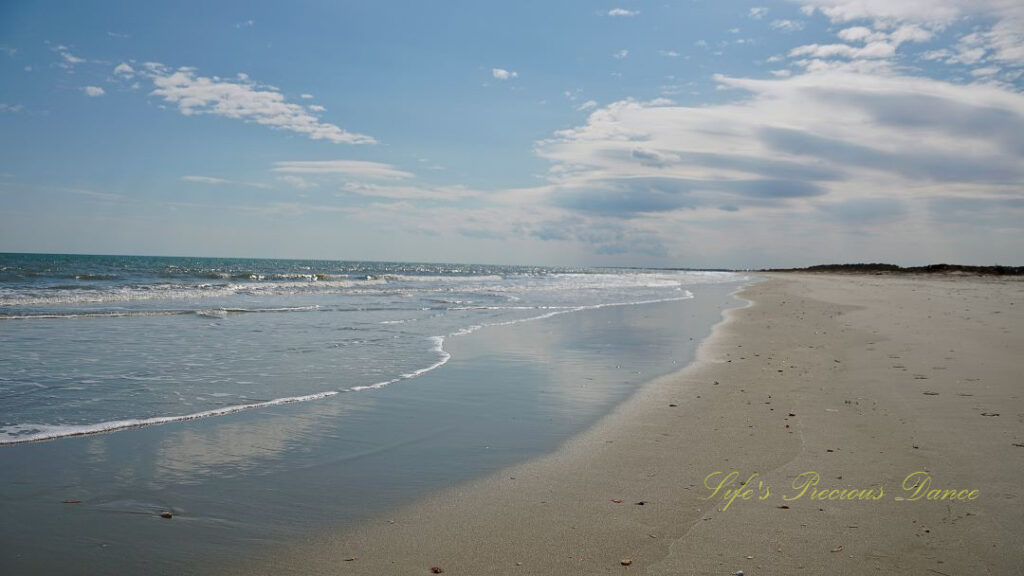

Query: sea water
[[0, 253, 747, 573]]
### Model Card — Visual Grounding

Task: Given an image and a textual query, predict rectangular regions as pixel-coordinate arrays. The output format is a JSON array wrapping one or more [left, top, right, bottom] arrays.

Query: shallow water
[[0, 255, 746, 574]]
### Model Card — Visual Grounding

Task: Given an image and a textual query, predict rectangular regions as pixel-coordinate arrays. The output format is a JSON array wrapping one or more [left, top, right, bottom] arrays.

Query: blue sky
[[1, 0, 1022, 267]]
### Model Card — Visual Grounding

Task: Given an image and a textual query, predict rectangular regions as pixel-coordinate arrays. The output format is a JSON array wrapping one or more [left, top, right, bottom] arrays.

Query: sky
[[0, 0, 1022, 268]]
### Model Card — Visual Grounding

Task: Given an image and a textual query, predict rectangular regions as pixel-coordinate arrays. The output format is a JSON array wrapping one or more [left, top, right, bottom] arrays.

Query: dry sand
[[245, 273, 1024, 575]]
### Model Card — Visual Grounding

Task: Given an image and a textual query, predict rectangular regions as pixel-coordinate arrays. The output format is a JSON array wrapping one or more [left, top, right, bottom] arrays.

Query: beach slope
[[247, 273, 1024, 575]]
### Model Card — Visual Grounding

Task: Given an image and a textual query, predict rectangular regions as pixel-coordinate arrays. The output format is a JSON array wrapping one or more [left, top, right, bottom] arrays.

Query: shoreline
[[242, 273, 1024, 575], [1, 277, 745, 576]]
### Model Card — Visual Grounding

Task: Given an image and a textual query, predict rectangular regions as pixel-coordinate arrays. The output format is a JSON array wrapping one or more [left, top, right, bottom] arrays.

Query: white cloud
[[53, 186, 124, 201], [576, 100, 598, 111], [147, 66, 376, 144], [771, 69, 793, 77], [308, 104, 326, 112], [658, 50, 680, 57], [837, 26, 880, 43], [771, 19, 806, 32], [889, 24, 934, 44], [0, 103, 25, 113], [970, 66, 1001, 77], [530, 68, 1024, 261], [51, 44, 85, 69], [920, 49, 951, 61], [607, 8, 639, 17], [794, 0, 1024, 66], [277, 175, 319, 189], [113, 62, 134, 78], [794, 0, 963, 23], [491, 68, 518, 80], [273, 160, 414, 179], [300, 93, 314, 100], [790, 42, 895, 60], [749, 7, 769, 19], [180, 175, 270, 188], [234, 19, 255, 29], [182, 175, 230, 184], [613, 49, 629, 60], [82, 86, 105, 97], [339, 181, 482, 201]]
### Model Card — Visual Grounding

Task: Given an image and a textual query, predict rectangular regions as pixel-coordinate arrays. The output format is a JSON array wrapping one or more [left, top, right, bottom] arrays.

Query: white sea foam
[[1, 305, 321, 320], [380, 274, 504, 283], [345, 290, 696, 393], [0, 391, 339, 445], [348, 336, 451, 392]]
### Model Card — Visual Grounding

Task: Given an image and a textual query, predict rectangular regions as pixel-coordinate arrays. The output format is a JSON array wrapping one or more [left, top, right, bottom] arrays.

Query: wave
[[194, 305, 320, 318], [0, 305, 322, 320], [0, 277, 394, 307], [379, 274, 504, 283], [348, 336, 451, 391], [446, 292, 696, 331], [0, 270, 738, 308], [0, 310, 188, 320], [0, 391, 339, 445]]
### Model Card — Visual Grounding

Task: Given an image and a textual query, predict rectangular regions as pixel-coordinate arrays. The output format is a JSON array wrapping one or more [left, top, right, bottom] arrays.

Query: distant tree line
[[763, 263, 1024, 275]]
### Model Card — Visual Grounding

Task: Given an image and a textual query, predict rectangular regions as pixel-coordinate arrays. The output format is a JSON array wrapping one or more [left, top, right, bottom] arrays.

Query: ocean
[[0, 253, 748, 573]]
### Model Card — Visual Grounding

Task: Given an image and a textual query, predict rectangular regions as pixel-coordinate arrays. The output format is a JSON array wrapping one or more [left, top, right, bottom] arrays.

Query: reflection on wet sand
[[152, 397, 353, 485]]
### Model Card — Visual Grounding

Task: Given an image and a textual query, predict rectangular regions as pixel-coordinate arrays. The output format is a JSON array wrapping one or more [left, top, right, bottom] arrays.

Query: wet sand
[[245, 273, 1024, 575]]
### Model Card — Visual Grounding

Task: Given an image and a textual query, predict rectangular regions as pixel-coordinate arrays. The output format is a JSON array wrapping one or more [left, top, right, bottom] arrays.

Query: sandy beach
[[243, 273, 1024, 575]]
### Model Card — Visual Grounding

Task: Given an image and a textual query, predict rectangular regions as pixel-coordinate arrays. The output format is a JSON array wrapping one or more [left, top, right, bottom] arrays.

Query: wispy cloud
[[658, 49, 680, 58], [146, 66, 376, 144], [273, 160, 414, 179], [113, 62, 134, 78], [54, 186, 124, 201], [576, 100, 598, 111], [181, 175, 271, 188], [82, 86, 105, 97], [613, 49, 629, 60], [277, 175, 319, 190], [339, 181, 482, 201], [790, 42, 894, 60], [607, 8, 639, 17], [749, 7, 769, 20], [50, 44, 85, 70], [491, 68, 518, 80], [770, 19, 805, 33], [181, 175, 230, 184]]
